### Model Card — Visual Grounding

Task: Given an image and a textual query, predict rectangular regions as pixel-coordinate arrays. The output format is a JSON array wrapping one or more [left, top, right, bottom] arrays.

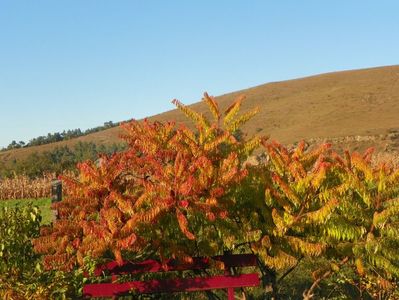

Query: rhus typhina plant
[[33, 93, 263, 271], [235, 140, 341, 297], [254, 141, 336, 268], [310, 149, 399, 299], [244, 143, 399, 299]]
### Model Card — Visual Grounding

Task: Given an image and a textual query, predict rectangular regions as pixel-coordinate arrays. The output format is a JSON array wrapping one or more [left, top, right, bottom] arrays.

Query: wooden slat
[[93, 254, 257, 276], [83, 273, 260, 297]]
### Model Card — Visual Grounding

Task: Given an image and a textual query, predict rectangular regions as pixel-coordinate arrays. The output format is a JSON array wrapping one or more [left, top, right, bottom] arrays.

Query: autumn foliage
[[33, 93, 262, 271], [246, 141, 399, 298], [32, 93, 399, 298]]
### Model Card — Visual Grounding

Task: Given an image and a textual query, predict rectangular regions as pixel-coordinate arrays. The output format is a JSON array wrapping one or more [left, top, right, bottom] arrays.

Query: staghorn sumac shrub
[[31, 92, 399, 299], [229, 140, 342, 297], [236, 142, 399, 299], [252, 140, 337, 270], [315, 148, 399, 299], [33, 93, 264, 271]]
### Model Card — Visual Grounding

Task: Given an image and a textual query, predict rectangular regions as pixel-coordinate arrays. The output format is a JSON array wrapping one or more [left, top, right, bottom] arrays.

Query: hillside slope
[[2, 65, 399, 164]]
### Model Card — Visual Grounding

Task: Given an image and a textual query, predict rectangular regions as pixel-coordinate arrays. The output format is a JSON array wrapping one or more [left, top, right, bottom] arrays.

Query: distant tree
[[0, 142, 126, 178], [104, 121, 114, 128], [1, 122, 120, 152]]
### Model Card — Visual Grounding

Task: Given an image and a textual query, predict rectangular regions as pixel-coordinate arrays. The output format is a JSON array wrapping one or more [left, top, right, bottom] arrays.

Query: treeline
[[2, 121, 119, 151], [0, 141, 126, 178]]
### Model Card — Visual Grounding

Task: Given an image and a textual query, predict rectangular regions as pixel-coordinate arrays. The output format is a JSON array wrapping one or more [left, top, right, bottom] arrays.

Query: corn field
[[0, 174, 54, 200]]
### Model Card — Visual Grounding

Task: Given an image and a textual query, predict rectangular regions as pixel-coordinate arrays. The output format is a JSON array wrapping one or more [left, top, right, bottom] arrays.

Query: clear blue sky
[[1, 1, 398, 148]]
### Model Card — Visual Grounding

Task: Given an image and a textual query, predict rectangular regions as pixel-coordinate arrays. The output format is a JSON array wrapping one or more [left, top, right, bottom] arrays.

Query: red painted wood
[[227, 287, 235, 300], [93, 254, 257, 277], [83, 273, 260, 297]]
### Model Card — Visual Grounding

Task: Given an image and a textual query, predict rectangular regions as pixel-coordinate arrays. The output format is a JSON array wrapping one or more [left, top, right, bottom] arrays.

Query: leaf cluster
[[30, 93, 399, 298], [248, 142, 399, 298], [33, 93, 263, 272]]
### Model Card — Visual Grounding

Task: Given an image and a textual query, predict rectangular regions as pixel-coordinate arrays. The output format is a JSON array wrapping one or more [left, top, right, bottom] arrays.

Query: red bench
[[83, 253, 260, 299]]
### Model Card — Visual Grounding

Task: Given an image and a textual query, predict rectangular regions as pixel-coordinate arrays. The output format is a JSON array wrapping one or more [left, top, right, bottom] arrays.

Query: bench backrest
[[84, 254, 260, 299], [93, 253, 258, 277]]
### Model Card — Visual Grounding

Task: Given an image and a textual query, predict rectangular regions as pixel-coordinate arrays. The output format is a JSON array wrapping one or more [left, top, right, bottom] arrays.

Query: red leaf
[[206, 212, 216, 221], [179, 200, 189, 209], [176, 208, 195, 240], [219, 210, 228, 219]]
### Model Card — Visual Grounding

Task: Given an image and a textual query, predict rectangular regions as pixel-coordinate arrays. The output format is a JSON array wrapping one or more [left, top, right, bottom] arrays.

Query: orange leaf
[[176, 208, 195, 240]]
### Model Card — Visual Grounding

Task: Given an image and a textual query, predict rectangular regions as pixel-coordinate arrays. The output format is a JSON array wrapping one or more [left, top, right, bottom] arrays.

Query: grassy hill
[[2, 65, 399, 165]]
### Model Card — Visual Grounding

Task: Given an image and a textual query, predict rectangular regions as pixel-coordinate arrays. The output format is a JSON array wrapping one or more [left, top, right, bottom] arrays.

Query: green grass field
[[0, 198, 53, 224]]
